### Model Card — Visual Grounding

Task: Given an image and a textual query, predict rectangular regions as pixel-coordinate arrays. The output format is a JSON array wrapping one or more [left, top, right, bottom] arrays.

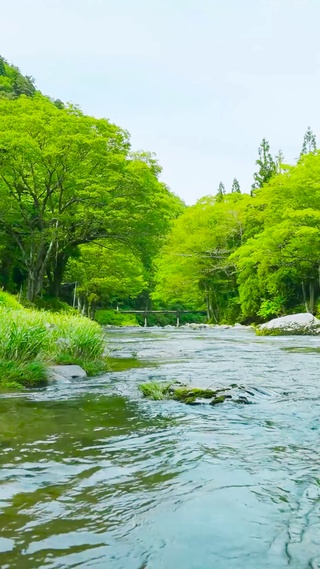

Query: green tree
[[233, 152, 320, 317], [0, 96, 181, 301], [275, 149, 285, 174], [153, 193, 253, 322], [0, 57, 6, 76], [0, 56, 36, 99], [300, 126, 317, 156], [231, 178, 241, 193], [251, 138, 276, 194], [65, 241, 147, 317], [216, 181, 226, 201]]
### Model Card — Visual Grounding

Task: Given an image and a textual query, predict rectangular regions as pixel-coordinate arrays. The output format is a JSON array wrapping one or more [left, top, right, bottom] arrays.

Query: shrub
[[257, 297, 285, 321], [95, 309, 138, 326], [0, 291, 23, 310]]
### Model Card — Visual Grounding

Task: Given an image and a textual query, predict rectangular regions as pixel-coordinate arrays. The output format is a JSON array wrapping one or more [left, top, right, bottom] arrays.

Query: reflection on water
[[1, 327, 320, 568]]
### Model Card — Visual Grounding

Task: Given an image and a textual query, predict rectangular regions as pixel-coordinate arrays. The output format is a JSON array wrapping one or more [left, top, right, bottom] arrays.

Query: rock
[[48, 365, 87, 383], [258, 313, 320, 335], [139, 381, 257, 406]]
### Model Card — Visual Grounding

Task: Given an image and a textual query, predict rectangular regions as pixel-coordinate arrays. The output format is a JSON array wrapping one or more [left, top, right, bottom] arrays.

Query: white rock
[[259, 313, 320, 334], [48, 365, 87, 382]]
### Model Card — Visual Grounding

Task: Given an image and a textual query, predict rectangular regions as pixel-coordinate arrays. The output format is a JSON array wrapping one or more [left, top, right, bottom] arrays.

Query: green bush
[[0, 291, 23, 310], [257, 297, 285, 321], [95, 309, 138, 326]]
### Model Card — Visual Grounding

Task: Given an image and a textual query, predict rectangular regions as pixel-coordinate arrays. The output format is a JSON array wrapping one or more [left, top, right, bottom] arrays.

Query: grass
[[54, 353, 110, 376], [0, 360, 47, 390], [0, 292, 108, 389], [139, 381, 172, 400]]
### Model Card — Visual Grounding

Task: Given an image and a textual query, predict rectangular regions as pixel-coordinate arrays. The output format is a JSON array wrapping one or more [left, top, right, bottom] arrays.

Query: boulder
[[258, 313, 320, 335], [48, 365, 87, 383]]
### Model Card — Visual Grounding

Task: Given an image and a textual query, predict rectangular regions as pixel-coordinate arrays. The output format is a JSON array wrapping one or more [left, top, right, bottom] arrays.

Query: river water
[[0, 326, 320, 568]]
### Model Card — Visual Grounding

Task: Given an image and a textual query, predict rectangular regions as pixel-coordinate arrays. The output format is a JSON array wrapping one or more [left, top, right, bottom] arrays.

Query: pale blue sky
[[1, 0, 320, 203]]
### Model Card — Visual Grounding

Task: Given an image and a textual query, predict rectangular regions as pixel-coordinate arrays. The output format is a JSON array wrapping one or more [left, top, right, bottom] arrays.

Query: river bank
[[0, 292, 108, 389]]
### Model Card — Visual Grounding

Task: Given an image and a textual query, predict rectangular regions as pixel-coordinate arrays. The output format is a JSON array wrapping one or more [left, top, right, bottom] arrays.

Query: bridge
[[118, 310, 207, 327]]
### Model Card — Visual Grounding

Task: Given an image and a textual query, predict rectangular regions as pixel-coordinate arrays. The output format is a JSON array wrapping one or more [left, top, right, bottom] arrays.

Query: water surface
[[1, 327, 320, 568]]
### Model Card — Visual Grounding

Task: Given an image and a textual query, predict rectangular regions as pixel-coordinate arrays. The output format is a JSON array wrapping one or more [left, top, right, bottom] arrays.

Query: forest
[[1, 55, 319, 325]]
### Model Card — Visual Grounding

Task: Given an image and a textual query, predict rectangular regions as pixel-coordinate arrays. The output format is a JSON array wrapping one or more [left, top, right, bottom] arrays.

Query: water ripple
[[1, 327, 320, 568]]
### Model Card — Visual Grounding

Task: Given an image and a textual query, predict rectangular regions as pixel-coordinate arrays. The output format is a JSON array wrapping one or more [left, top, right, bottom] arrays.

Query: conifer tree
[[300, 126, 317, 156], [251, 138, 276, 193], [231, 178, 241, 193]]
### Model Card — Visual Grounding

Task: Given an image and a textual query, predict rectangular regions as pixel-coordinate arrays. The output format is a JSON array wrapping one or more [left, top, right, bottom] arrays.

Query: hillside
[[0, 55, 36, 99]]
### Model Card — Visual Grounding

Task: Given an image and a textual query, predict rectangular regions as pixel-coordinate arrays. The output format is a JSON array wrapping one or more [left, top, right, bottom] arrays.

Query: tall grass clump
[[0, 293, 108, 390], [0, 307, 49, 389], [49, 313, 108, 375]]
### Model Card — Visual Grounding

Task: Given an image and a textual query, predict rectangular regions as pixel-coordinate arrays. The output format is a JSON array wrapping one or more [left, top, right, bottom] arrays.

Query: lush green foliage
[[0, 56, 183, 313], [95, 310, 139, 326], [1, 54, 319, 328], [0, 293, 107, 389], [153, 146, 320, 323], [153, 193, 253, 323], [0, 56, 36, 99]]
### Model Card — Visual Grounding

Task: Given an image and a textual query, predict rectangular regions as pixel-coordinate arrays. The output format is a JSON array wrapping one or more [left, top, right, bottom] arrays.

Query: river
[[0, 326, 320, 568]]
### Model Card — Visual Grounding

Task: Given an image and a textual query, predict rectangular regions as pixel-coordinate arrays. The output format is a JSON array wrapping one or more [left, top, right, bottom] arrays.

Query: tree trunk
[[47, 252, 69, 297], [309, 279, 315, 314], [27, 261, 46, 301], [205, 291, 210, 321], [27, 270, 37, 302], [301, 282, 309, 312], [90, 302, 96, 320]]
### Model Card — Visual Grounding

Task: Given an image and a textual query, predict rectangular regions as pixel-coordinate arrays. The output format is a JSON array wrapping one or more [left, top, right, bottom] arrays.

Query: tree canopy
[[1, 53, 319, 324], [0, 92, 183, 303]]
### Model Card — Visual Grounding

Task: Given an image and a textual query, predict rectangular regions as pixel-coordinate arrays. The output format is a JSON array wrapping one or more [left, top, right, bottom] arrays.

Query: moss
[[256, 326, 320, 336], [210, 395, 226, 405], [139, 382, 231, 406], [172, 387, 220, 402]]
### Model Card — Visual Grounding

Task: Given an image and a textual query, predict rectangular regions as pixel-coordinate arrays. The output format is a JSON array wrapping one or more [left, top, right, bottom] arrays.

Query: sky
[[1, 0, 320, 204]]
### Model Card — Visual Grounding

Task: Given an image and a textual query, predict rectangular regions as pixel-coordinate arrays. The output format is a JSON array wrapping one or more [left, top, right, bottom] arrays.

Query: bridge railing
[[117, 310, 207, 328]]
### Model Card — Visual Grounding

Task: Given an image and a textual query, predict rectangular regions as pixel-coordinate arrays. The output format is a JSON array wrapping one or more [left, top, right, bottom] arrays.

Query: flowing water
[[1, 326, 320, 569]]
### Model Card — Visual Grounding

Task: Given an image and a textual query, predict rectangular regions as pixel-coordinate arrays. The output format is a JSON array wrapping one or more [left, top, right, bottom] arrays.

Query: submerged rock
[[258, 313, 320, 336], [139, 382, 254, 406]]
